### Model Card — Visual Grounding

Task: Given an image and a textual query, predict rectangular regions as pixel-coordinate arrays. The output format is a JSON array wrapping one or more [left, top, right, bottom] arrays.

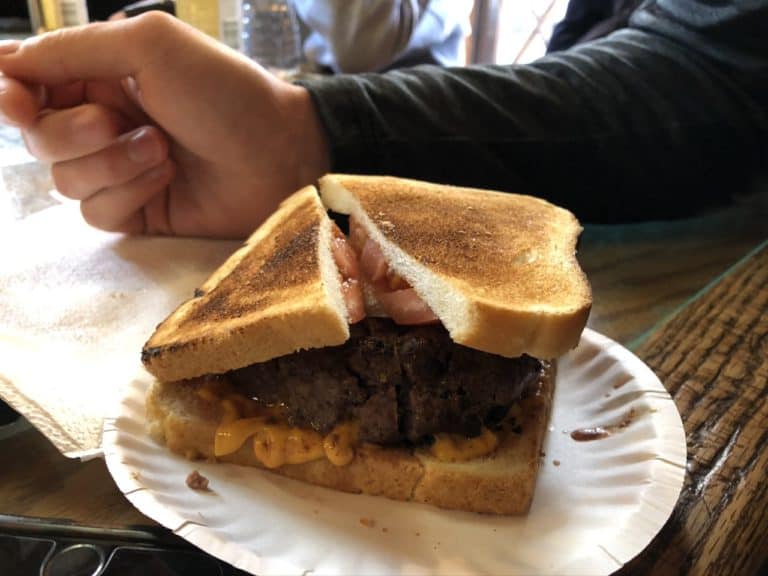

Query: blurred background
[[0, 1, 570, 65]]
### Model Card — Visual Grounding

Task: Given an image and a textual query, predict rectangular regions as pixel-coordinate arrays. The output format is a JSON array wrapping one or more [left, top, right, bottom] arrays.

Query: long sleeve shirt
[[300, 0, 768, 223]]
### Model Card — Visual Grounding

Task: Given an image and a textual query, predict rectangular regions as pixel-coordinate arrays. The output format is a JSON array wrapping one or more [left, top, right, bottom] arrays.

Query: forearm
[[300, 29, 767, 223]]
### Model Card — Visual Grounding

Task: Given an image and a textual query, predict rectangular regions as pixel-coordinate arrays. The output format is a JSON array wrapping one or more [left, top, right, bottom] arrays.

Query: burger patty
[[228, 318, 543, 444]]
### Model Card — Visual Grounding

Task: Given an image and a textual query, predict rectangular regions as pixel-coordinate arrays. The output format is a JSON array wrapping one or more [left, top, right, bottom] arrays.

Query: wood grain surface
[[619, 241, 768, 576], [0, 423, 150, 527], [581, 192, 768, 345]]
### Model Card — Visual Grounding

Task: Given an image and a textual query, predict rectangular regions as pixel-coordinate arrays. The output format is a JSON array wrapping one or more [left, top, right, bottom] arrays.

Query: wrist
[[282, 83, 330, 190]]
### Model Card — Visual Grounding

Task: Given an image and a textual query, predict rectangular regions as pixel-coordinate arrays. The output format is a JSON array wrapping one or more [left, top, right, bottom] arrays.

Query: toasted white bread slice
[[145, 363, 554, 515], [319, 174, 592, 359], [142, 186, 349, 382]]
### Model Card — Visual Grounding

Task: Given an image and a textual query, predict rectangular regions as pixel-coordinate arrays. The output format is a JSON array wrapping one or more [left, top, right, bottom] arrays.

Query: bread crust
[[319, 174, 592, 359], [145, 363, 555, 515], [142, 187, 349, 382]]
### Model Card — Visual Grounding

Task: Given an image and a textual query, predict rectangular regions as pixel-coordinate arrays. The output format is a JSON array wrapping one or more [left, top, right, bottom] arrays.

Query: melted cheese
[[214, 417, 266, 456], [196, 382, 245, 423], [323, 421, 359, 466], [253, 424, 325, 468], [215, 418, 359, 468], [431, 427, 499, 462], [196, 386, 219, 403], [220, 398, 241, 424]]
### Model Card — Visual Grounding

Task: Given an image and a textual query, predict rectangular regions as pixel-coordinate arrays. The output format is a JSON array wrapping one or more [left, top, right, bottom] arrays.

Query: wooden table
[[620, 237, 768, 576], [1, 145, 766, 573]]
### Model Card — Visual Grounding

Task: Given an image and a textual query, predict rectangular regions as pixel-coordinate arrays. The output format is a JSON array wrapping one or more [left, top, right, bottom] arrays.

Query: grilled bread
[[143, 177, 591, 381], [146, 362, 554, 515], [142, 186, 349, 382], [141, 176, 589, 516], [319, 174, 592, 360]]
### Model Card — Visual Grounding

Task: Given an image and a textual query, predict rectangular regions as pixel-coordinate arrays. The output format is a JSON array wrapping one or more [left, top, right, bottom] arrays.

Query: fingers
[[51, 125, 168, 200], [0, 72, 138, 131], [47, 81, 85, 109], [23, 103, 129, 162], [0, 74, 44, 127], [46, 79, 147, 125], [80, 158, 175, 233], [86, 78, 149, 125]]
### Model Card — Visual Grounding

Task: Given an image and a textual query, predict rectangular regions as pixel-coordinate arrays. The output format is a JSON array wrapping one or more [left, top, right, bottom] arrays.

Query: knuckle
[[79, 197, 102, 228], [50, 163, 75, 197], [125, 11, 185, 71], [20, 129, 44, 161], [70, 105, 124, 152], [80, 196, 120, 231], [74, 104, 114, 137], [135, 9, 176, 29], [130, 11, 176, 47]]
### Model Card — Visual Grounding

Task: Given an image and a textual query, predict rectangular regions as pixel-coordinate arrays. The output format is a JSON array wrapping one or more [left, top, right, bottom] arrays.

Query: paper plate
[[103, 329, 686, 575]]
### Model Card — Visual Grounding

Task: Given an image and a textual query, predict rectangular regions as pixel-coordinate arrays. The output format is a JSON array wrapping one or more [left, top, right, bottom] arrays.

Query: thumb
[[0, 13, 175, 85]]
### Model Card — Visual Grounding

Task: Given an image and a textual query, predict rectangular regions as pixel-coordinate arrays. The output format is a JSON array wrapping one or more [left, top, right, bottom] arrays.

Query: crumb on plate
[[186, 470, 211, 491]]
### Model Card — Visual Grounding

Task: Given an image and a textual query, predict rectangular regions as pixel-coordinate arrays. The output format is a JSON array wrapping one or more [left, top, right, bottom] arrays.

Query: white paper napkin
[[0, 203, 238, 457]]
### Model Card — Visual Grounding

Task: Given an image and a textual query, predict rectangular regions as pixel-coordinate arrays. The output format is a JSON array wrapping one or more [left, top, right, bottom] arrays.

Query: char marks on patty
[[228, 318, 543, 443]]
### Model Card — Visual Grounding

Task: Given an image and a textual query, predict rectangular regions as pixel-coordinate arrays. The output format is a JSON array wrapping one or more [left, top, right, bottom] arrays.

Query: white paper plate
[[103, 328, 686, 575]]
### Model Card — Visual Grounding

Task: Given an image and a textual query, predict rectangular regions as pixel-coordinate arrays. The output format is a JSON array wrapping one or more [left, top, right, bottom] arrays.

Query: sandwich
[[142, 175, 591, 515]]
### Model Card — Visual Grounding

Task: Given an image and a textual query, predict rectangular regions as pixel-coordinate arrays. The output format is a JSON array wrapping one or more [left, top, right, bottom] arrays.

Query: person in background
[[293, 0, 474, 72], [547, 0, 642, 53], [0, 0, 765, 239]]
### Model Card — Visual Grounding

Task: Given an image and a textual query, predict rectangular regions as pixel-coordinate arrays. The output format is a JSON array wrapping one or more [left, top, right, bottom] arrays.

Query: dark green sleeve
[[299, 0, 768, 223]]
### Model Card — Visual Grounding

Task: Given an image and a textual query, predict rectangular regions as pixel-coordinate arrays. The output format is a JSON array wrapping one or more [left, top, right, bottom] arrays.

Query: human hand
[[0, 12, 329, 238]]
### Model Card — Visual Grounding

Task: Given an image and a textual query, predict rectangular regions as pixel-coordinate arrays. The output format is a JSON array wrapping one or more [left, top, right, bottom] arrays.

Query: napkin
[[0, 203, 238, 458]]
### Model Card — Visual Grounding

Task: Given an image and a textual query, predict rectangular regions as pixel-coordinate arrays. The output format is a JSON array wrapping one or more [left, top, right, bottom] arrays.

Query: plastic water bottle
[[241, 0, 302, 74]]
